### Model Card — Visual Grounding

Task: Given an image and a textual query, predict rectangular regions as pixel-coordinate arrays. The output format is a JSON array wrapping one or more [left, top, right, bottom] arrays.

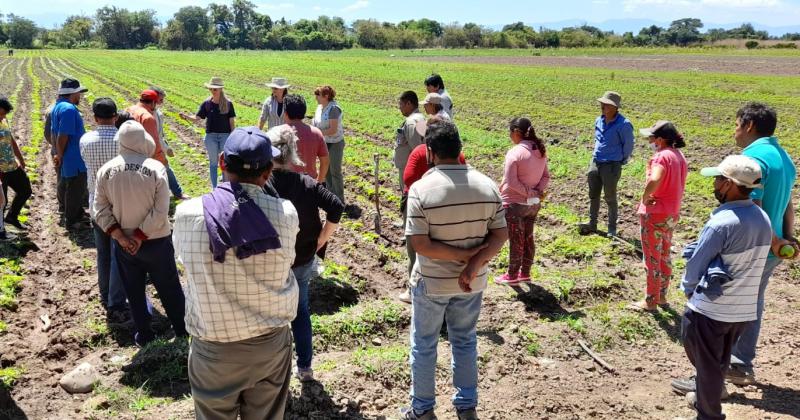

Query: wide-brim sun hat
[[266, 77, 291, 89], [204, 77, 225, 89], [58, 78, 88, 95], [597, 91, 622, 108]]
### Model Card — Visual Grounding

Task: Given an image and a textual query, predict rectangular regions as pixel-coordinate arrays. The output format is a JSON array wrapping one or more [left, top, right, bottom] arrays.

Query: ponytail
[[510, 117, 546, 157]]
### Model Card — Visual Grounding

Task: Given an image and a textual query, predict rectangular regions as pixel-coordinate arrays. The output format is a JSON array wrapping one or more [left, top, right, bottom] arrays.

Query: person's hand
[[645, 195, 657, 206], [772, 236, 799, 260], [458, 261, 481, 293], [457, 243, 488, 264], [115, 235, 135, 254], [53, 155, 62, 168], [166, 148, 175, 158], [129, 237, 143, 256]]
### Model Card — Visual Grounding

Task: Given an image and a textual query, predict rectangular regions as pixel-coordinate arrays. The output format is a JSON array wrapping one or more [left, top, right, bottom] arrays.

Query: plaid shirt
[[173, 184, 300, 343], [79, 125, 118, 206]]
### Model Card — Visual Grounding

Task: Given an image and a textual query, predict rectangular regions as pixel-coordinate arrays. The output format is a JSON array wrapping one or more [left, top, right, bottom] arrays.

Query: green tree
[[462, 23, 483, 48], [208, 3, 233, 48], [354, 19, 390, 49], [161, 6, 210, 50], [6, 14, 38, 48], [665, 18, 703, 46], [58, 15, 94, 47], [442, 24, 467, 48], [231, 0, 258, 48]]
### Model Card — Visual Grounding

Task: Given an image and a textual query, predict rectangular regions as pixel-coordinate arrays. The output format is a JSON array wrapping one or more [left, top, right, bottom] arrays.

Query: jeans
[[587, 160, 622, 234], [92, 222, 127, 309], [325, 140, 345, 203], [730, 257, 782, 369], [61, 171, 87, 225], [204, 132, 230, 188], [1, 168, 32, 222], [682, 308, 746, 420], [410, 280, 483, 412], [166, 165, 184, 198], [114, 236, 186, 345], [291, 259, 315, 370]]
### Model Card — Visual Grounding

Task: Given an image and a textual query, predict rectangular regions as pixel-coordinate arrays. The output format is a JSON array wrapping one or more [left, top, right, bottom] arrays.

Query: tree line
[[1, 2, 799, 51]]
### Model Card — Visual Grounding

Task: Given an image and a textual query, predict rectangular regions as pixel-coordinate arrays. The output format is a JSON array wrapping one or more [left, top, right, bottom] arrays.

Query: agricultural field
[[0, 48, 799, 419]]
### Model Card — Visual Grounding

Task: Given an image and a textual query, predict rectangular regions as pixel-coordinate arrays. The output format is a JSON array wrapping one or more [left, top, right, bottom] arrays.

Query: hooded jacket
[[92, 121, 172, 241]]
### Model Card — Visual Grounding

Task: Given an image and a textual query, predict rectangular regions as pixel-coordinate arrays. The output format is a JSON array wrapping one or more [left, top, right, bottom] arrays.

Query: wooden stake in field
[[373, 153, 382, 235]]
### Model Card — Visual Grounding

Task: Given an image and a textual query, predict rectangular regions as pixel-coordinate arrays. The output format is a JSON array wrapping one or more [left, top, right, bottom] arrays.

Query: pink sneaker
[[517, 272, 531, 282], [495, 273, 519, 285]]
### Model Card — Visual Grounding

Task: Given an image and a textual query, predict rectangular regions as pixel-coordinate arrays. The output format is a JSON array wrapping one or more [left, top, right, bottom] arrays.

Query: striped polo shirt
[[681, 199, 772, 323], [406, 164, 506, 296]]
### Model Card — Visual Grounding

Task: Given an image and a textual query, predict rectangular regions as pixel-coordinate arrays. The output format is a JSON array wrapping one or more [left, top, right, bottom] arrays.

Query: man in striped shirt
[[680, 155, 772, 420], [79, 98, 126, 312], [402, 121, 507, 420]]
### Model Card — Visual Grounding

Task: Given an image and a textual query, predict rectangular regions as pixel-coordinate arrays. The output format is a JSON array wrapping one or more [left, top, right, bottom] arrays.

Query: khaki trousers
[[189, 326, 293, 420]]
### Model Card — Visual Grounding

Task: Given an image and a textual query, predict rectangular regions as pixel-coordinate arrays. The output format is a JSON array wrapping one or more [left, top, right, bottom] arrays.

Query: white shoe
[[398, 289, 411, 304]]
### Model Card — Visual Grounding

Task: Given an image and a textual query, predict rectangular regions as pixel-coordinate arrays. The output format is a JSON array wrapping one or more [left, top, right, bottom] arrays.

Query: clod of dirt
[[59, 362, 99, 394]]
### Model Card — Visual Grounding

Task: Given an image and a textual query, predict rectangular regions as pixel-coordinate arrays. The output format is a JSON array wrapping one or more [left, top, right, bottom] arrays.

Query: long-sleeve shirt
[[267, 169, 344, 267], [593, 113, 634, 163], [500, 141, 550, 206], [681, 199, 772, 323], [173, 184, 300, 343], [393, 111, 426, 171]]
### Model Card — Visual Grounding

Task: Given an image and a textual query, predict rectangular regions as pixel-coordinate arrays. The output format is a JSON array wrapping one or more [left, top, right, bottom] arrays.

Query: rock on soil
[[59, 362, 99, 394]]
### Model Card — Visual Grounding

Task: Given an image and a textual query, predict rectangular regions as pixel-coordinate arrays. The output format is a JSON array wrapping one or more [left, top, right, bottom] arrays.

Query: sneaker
[[672, 376, 729, 399], [400, 407, 437, 420], [456, 407, 479, 420], [686, 392, 697, 410], [726, 366, 756, 386], [516, 272, 531, 282], [398, 289, 412, 304], [295, 367, 314, 382], [578, 223, 596, 236], [495, 273, 519, 285], [4, 218, 27, 230]]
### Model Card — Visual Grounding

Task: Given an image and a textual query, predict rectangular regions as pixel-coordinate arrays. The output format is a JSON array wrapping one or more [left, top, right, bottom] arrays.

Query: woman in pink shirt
[[497, 118, 550, 284], [632, 121, 688, 311]]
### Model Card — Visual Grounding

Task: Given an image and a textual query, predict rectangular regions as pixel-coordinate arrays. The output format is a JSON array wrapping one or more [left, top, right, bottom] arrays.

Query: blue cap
[[223, 126, 281, 171]]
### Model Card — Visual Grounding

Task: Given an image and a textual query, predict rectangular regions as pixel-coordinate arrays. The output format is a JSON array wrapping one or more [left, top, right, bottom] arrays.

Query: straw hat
[[266, 77, 291, 89], [204, 77, 225, 89]]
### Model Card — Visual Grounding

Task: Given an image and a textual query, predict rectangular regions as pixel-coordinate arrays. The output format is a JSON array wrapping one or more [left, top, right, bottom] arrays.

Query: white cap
[[700, 155, 763, 189], [421, 92, 442, 105]]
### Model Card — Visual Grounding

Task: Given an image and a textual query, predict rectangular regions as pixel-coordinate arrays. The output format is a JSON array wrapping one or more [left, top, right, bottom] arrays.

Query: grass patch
[[551, 313, 586, 334], [0, 320, 7, 334], [0, 272, 24, 310], [616, 313, 656, 342], [312, 299, 409, 350], [518, 327, 541, 356], [90, 384, 170, 414], [120, 338, 189, 390], [351, 344, 409, 384], [0, 367, 22, 389]]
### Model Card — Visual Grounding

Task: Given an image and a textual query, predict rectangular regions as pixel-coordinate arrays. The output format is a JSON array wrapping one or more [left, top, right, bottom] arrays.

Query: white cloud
[[262, 2, 295, 10], [592, 0, 610, 4], [313, 5, 322, 11], [623, 0, 782, 11], [343, 0, 369, 12]]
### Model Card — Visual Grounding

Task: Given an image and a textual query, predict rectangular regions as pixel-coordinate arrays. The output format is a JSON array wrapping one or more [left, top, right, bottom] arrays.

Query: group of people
[[0, 70, 796, 420]]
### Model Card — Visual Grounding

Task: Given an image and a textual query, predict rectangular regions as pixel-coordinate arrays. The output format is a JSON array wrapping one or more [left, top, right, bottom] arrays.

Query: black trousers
[[60, 171, 87, 225], [1, 168, 32, 222], [682, 308, 747, 420]]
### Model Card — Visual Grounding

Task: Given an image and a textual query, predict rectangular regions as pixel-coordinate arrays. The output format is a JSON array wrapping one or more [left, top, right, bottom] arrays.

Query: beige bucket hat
[[267, 77, 291, 89], [204, 77, 225, 89], [597, 91, 622, 108]]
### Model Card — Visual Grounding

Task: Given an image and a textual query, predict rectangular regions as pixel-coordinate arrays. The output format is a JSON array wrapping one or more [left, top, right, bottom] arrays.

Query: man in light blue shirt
[[679, 155, 773, 420], [580, 91, 634, 236]]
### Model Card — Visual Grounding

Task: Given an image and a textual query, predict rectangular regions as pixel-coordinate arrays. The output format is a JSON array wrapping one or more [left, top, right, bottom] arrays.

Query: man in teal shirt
[[729, 102, 797, 383], [673, 102, 799, 396]]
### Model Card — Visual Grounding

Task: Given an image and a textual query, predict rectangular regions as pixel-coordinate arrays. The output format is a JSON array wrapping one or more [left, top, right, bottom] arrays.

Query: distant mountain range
[[490, 19, 800, 37]]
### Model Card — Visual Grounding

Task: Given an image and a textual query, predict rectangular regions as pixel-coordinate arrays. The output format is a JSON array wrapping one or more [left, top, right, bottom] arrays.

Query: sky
[[9, 0, 800, 32]]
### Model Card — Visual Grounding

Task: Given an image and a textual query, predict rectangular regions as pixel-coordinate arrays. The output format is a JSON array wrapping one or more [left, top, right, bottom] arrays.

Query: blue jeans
[[92, 222, 127, 309], [115, 236, 187, 345], [166, 165, 183, 198], [410, 280, 482, 412], [204, 132, 230, 188], [730, 257, 782, 369], [291, 259, 315, 369]]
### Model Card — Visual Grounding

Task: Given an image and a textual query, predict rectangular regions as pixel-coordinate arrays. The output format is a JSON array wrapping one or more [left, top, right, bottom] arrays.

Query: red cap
[[140, 89, 159, 102]]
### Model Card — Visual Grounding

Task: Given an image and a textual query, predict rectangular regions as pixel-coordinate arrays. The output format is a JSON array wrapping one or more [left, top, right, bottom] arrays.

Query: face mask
[[650, 143, 659, 152], [713, 181, 729, 204]]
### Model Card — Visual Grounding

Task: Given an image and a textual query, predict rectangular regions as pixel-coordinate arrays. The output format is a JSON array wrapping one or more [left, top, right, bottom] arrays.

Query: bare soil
[[413, 54, 800, 76]]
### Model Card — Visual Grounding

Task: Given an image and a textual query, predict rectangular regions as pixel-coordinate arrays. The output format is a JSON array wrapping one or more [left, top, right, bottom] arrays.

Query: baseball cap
[[597, 91, 621, 108], [58, 78, 88, 95], [223, 126, 281, 171], [140, 89, 159, 102], [700, 155, 763, 189], [92, 98, 117, 119], [639, 120, 677, 138], [421, 92, 442, 105]]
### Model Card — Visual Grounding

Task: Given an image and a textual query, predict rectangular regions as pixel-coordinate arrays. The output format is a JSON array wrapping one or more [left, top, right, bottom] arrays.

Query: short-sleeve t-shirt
[[637, 147, 688, 216], [50, 98, 87, 177], [743, 137, 797, 242], [405, 165, 506, 296], [0, 119, 19, 173], [287, 121, 329, 180], [197, 99, 236, 133]]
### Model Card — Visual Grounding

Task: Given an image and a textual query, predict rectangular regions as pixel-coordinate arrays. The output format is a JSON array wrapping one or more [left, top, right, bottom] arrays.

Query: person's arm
[[314, 181, 345, 250], [54, 134, 69, 167], [258, 100, 269, 130], [321, 118, 339, 137], [227, 102, 236, 131], [642, 164, 665, 206], [405, 120, 424, 149], [532, 162, 550, 198], [681, 225, 725, 296], [403, 148, 425, 191], [9, 134, 25, 170], [621, 122, 635, 164], [458, 227, 509, 292], [317, 156, 329, 183], [773, 198, 799, 258], [409, 235, 487, 262], [179, 102, 206, 123], [502, 151, 528, 198]]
